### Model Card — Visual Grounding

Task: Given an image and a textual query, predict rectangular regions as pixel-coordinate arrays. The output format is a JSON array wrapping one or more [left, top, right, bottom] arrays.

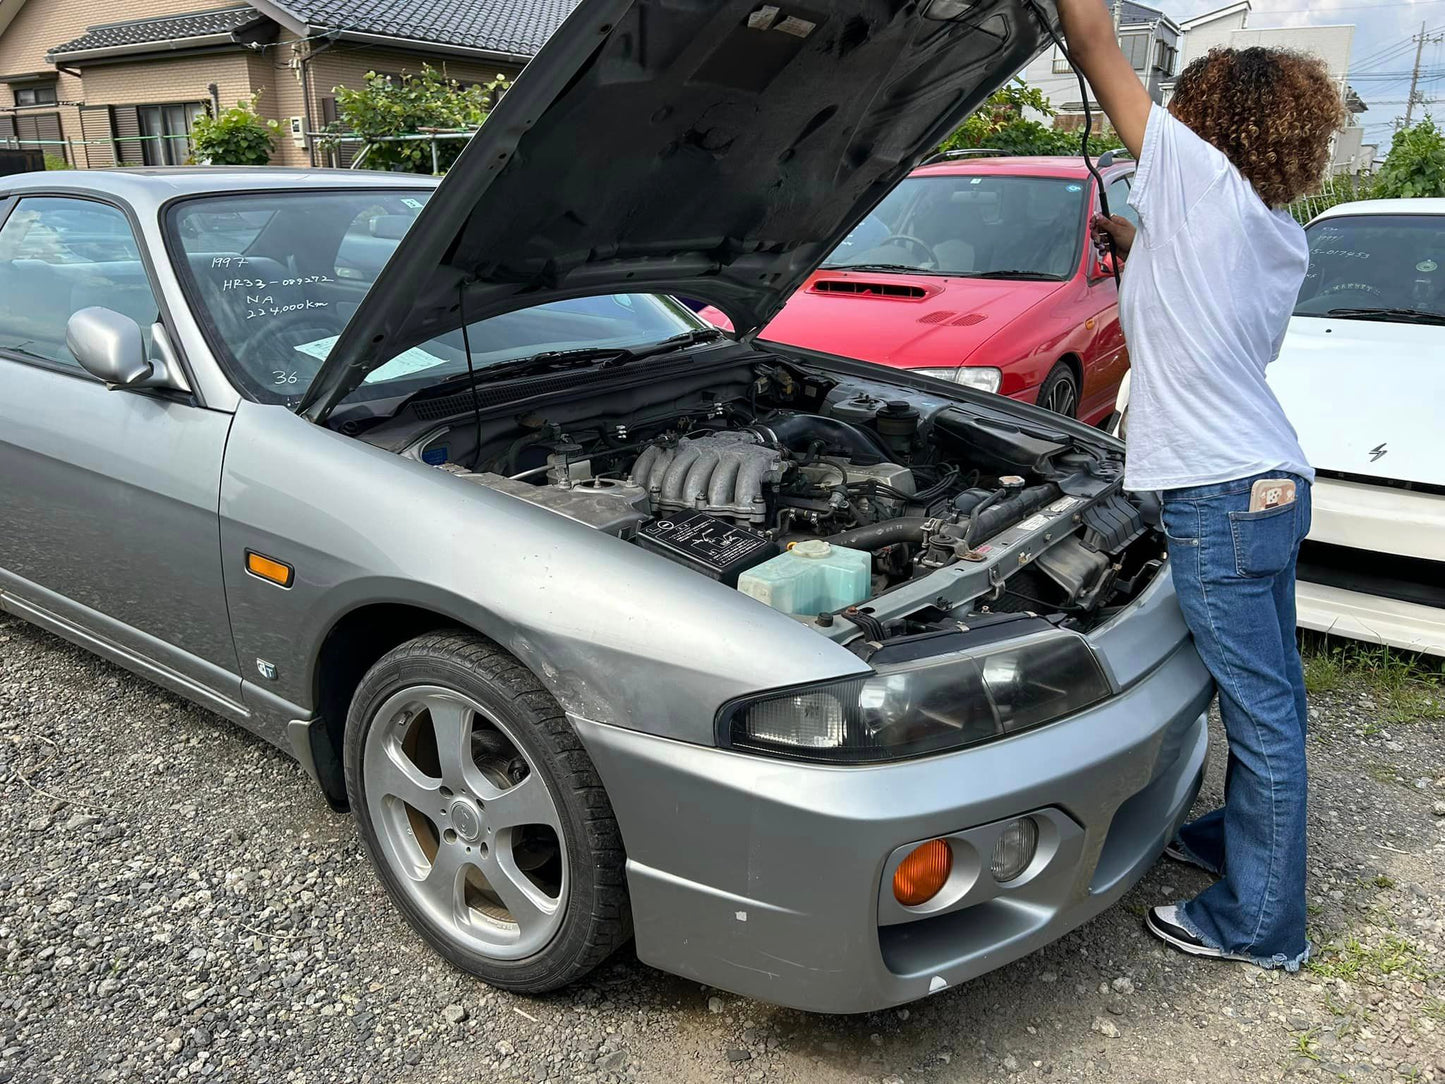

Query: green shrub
[[191, 94, 280, 166], [1372, 117, 1445, 200], [937, 78, 1124, 159], [325, 65, 509, 174], [43, 154, 71, 170]]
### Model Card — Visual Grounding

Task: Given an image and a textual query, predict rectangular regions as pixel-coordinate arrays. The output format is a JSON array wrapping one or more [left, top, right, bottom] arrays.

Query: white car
[[1114, 198, 1445, 657]]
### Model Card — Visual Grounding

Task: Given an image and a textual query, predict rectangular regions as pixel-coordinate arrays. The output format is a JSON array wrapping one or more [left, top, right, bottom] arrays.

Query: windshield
[[822, 174, 1089, 280], [1296, 214, 1445, 319], [168, 190, 702, 406]]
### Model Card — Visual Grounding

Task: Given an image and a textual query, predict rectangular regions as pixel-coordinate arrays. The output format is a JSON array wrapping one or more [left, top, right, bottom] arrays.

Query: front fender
[[219, 402, 869, 745]]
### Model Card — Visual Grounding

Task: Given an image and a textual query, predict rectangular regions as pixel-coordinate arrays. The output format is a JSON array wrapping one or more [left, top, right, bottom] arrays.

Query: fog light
[[893, 839, 953, 906], [990, 818, 1039, 883]]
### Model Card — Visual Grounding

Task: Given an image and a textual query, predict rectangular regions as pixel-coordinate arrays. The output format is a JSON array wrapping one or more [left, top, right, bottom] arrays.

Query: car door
[[0, 194, 242, 710], [1079, 172, 1134, 421]]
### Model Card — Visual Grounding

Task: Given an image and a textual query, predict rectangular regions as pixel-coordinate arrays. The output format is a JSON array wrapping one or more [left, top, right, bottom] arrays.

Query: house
[[0, 0, 578, 168], [1019, 0, 1183, 127], [1168, 1, 1367, 176]]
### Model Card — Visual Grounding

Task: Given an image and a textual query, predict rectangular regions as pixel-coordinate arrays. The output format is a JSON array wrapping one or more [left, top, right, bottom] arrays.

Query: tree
[[936, 78, 1124, 159], [325, 65, 509, 174], [1372, 117, 1445, 199], [191, 94, 280, 166]]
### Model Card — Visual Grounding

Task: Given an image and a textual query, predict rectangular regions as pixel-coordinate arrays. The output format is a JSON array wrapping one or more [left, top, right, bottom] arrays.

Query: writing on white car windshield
[[1295, 214, 1445, 323], [822, 174, 1088, 281], [167, 190, 704, 407]]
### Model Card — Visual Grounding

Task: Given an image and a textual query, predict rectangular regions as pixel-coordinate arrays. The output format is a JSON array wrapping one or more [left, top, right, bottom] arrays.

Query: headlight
[[913, 366, 1002, 393], [720, 632, 1111, 763]]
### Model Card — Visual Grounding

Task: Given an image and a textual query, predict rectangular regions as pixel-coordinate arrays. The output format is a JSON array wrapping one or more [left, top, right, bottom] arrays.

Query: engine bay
[[375, 357, 1164, 647]]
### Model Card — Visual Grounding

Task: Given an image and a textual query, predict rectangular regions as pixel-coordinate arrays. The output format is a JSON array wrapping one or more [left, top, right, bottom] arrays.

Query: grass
[[1301, 636, 1443, 726], [1306, 932, 1437, 985], [1290, 1026, 1321, 1061]]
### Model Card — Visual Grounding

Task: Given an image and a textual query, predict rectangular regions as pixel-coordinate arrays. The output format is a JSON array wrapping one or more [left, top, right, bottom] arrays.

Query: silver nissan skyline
[[0, 0, 1212, 1012]]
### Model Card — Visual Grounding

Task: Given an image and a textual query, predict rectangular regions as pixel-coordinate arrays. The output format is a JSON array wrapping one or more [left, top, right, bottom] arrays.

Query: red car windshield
[[823, 174, 1088, 281]]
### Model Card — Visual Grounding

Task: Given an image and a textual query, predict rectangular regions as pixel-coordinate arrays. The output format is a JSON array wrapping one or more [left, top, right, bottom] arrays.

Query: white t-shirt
[[1118, 105, 1313, 492]]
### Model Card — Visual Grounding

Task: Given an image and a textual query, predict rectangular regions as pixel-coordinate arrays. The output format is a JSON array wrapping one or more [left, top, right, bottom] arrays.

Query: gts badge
[[256, 659, 278, 681], [1369, 443, 1388, 463]]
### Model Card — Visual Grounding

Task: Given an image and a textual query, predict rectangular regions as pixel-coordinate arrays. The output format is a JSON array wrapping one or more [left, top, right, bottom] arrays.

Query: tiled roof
[[49, 5, 263, 57], [265, 0, 582, 57], [1118, 1, 1167, 25]]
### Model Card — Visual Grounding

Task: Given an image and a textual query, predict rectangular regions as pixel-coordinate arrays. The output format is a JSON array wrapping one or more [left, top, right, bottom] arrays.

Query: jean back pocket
[[1228, 503, 1297, 578]]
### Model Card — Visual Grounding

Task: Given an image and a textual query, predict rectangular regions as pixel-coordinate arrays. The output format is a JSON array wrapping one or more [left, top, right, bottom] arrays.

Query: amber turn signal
[[893, 839, 953, 906], [245, 550, 294, 588]]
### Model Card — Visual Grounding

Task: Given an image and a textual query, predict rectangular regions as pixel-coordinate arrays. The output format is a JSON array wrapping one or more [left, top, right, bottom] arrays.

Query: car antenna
[[457, 280, 485, 469], [1025, 0, 1123, 289]]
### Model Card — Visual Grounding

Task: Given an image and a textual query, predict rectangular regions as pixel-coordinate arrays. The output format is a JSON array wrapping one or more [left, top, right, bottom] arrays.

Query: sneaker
[[1145, 906, 1255, 964]]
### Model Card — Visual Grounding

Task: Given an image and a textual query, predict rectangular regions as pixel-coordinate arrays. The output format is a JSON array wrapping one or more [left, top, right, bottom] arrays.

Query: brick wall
[[0, 0, 204, 163]]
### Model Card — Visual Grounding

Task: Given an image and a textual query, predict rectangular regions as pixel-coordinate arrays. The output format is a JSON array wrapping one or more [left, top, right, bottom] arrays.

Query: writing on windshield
[[1296, 214, 1445, 320], [167, 189, 703, 407]]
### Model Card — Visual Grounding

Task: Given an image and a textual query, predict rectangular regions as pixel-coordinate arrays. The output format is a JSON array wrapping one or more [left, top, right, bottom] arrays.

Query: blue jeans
[[1161, 471, 1312, 970]]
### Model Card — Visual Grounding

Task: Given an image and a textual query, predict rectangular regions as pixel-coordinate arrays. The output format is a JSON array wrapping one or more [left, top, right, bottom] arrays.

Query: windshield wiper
[[968, 270, 1064, 281], [599, 327, 724, 367], [0, 344, 57, 364], [410, 328, 725, 403], [1323, 306, 1445, 325], [818, 263, 942, 275]]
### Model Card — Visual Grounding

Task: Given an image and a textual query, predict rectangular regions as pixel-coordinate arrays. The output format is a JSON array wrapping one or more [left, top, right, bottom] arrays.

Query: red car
[[700, 154, 1136, 426]]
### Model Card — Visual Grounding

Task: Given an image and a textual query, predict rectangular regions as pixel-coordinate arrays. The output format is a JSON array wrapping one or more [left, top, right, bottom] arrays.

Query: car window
[[0, 197, 161, 370], [1106, 176, 1137, 227], [1295, 214, 1445, 319], [823, 174, 1087, 280], [167, 189, 704, 407]]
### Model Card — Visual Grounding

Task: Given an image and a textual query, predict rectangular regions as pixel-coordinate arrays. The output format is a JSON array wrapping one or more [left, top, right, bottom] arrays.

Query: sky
[[1152, 0, 1445, 155]]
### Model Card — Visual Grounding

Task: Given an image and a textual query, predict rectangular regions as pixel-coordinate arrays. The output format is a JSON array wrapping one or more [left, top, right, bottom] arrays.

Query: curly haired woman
[[1056, 0, 1346, 969]]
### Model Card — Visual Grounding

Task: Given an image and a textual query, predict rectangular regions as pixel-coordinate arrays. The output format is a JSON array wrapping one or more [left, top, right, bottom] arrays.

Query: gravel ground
[[2, 611, 1443, 1084]]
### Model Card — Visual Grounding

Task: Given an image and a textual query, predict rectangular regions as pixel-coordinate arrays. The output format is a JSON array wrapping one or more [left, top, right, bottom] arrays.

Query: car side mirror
[[67, 306, 151, 386], [66, 307, 190, 393], [1092, 252, 1118, 281]]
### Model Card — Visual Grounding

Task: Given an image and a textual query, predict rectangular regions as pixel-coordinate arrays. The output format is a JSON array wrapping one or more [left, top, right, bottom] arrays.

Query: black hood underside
[[301, 0, 1056, 420]]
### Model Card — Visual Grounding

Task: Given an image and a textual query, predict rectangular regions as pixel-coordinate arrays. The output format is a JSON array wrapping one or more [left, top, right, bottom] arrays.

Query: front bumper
[[1295, 476, 1445, 657], [574, 636, 1212, 1013]]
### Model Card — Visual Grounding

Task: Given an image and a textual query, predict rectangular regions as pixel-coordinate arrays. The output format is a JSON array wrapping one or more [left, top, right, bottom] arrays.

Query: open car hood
[[299, 0, 1057, 421]]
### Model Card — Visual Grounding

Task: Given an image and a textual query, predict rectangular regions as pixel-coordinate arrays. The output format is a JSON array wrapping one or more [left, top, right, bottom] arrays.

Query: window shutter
[[79, 106, 117, 168], [112, 106, 145, 166]]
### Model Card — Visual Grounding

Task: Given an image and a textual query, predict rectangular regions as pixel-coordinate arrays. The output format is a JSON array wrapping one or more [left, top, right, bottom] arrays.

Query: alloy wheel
[[1045, 376, 1077, 417], [362, 685, 567, 960]]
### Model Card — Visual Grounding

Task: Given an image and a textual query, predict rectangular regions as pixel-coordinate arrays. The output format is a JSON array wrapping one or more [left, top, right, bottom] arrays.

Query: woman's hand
[[1093, 213, 1136, 260]]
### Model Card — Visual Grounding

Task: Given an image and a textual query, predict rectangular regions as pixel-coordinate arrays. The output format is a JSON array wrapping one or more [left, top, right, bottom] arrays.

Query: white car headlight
[[913, 366, 1002, 394]]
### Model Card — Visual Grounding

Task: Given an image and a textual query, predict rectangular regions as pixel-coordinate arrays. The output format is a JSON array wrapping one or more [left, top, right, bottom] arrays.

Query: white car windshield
[[167, 190, 701, 406], [821, 174, 1088, 280], [1295, 213, 1445, 322]]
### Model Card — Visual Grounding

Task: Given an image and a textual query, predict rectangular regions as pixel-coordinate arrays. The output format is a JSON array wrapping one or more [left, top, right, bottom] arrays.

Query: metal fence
[[0, 132, 195, 168], [1290, 173, 1374, 225]]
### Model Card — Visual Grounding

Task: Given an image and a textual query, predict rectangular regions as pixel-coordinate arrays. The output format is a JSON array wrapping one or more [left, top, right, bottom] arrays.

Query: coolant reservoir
[[737, 540, 871, 616]]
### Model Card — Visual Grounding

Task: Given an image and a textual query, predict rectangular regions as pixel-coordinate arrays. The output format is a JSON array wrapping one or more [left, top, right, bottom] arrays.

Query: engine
[[399, 361, 1164, 638]]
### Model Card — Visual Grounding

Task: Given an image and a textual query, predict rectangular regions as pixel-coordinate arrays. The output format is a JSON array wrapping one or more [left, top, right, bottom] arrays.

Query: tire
[[1037, 362, 1080, 418], [343, 630, 630, 992]]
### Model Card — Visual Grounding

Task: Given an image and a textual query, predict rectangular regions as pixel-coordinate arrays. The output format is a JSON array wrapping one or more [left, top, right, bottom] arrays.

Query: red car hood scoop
[[810, 278, 931, 299]]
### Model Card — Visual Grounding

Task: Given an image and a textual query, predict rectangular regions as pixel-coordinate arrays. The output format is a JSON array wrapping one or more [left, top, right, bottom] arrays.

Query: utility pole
[[1406, 21, 1428, 128]]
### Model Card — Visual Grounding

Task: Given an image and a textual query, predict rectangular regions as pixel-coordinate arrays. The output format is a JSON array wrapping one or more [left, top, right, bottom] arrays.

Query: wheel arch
[[1055, 352, 1084, 390], [306, 602, 477, 809]]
